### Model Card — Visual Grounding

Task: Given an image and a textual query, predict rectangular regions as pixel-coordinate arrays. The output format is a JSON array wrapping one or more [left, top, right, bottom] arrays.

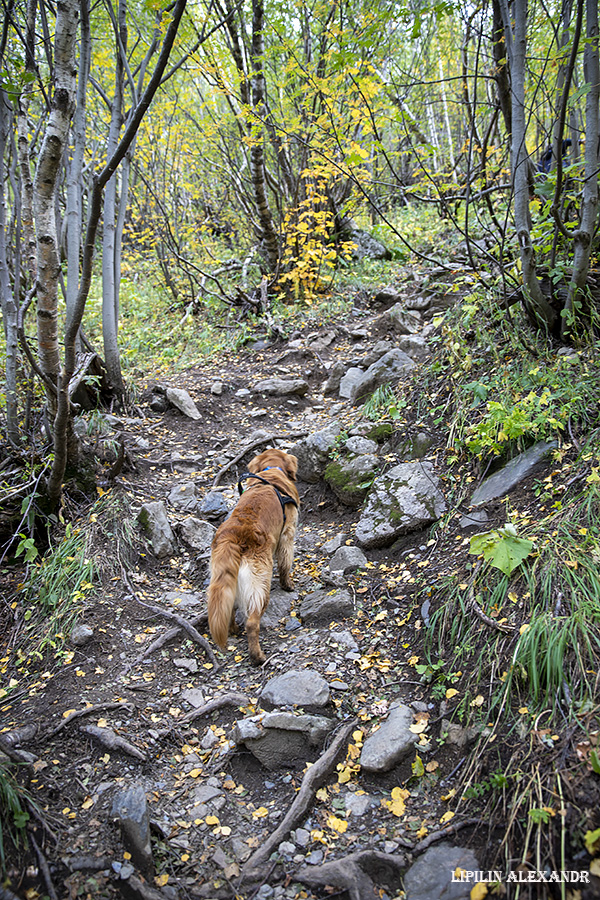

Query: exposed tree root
[[48, 701, 134, 738], [240, 718, 357, 884], [158, 691, 249, 739], [296, 850, 407, 900], [121, 611, 208, 675], [132, 596, 219, 669], [80, 724, 146, 761], [30, 833, 59, 900], [413, 816, 483, 852]]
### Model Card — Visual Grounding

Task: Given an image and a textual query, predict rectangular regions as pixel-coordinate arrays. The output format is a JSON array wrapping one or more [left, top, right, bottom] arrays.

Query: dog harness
[[237, 467, 299, 524]]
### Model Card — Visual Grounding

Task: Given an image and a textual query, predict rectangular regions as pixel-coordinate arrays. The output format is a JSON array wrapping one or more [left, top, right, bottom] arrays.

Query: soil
[[2, 290, 600, 900]]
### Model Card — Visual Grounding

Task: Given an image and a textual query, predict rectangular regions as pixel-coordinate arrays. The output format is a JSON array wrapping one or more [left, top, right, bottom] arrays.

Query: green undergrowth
[[0, 756, 30, 876]]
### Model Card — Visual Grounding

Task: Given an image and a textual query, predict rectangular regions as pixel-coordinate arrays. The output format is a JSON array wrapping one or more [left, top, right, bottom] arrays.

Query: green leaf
[[591, 749, 600, 776], [469, 527, 533, 575]]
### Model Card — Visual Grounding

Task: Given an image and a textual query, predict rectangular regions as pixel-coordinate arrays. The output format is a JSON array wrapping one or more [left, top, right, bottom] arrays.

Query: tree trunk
[[500, 0, 558, 331], [564, 0, 600, 338], [0, 91, 20, 446], [33, 0, 80, 412]]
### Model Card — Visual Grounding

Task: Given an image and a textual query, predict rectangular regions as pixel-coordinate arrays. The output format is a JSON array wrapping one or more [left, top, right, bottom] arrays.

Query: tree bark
[[564, 0, 600, 338], [0, 91, 20, 446]]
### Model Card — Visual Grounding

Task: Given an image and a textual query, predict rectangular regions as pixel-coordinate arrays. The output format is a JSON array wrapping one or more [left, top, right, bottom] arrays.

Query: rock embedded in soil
[[339, 367, 365, 399], [253, 377, 309, 396], [386, 303, 422, 335], [137, 501, 176, 558], [179, 517, 216, 553], [168, 482, 199, 511], [349, 349, 416, 405], [328, 546, 368, 574], [360, 701, 418, 772], [111, 783, 154, 878], [70, 624, 94, 646], [291, 422, 342, 483], [299, 589, 354, 624], [165, 387, 201, 419], [260, 669, 330, 708], [325, 453, 380, 507], [403, 843, 479, 900], [469, 440, 558, 506], [234, 711, 334, 769], [198, 491, 230, 519], [355, 461, 447, 549]]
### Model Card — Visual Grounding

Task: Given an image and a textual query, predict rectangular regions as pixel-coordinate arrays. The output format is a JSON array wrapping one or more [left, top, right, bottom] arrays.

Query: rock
[[459, 509, 489, 530], [322, 533, 346, 555], [403, 843, 479, 900], [179, 517, 216, 553], [349, 349, 416, 405], [362, 340, 396, 366], [198, 491, 230, 520], [173, 657, 198, 674], [260, 587, 297, 628], [344, 436, 378, 456], [395, 334, 431, 362], [396, 431, 434, 460], [325, 454, 380, 507], [234, 711, 334, 769], [164, 589, 202, 608], [149, 392, 168, 412], [323, 361, 347, 396], [360, 702, 418, 772], [339, 367, 365, 399], [343, 224, 392, 260], [170, 452, 203, 473], [355, 461, 446, 549], [235, 388, 252, 400], [329, 629, 359, 652], [344, 792, 374, 816], [405, 295, 431, 312], [111, 784, 153, 878], [210, 381, 224, 395], [470, 440, 558, 506], [181, 688, 205, 708], [70, 624, 94, 646], [166, 387, 201, 419], [373, 287, 401, 308], [168, 482, 199, 511], [260, 669, 330, 708], [291, 422, 342, 483], [329, 546, 367, 574], [386, 303, 422, 335], [138, 501, 176, 558], [299, 589, 354, 624], [254, 378, 309, 397], [440, 719, 483, 748]]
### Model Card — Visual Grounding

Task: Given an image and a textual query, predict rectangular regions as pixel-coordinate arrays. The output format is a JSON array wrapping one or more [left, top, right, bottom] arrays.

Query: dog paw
[[250, 651, 267, 666], [280, 578, 295, 592]]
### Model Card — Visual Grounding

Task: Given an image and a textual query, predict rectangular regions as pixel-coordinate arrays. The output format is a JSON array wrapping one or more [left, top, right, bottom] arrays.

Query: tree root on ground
[[296, 850, 407, 900], [80, 724, 146, 760], [48, 701, 134, 738], [211, 430, 308, 488], [239, 718, 357, 884], [157, 691, 249, 739], [132, 596, 219, 668], [412, 816, 483, 852]]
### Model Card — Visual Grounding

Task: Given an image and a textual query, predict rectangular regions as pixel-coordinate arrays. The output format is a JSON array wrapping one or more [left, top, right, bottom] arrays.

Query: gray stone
[[329, 630, 359, 652], [235, 388, 252, 400], [170, 452, 203, 473], [339, 367, 365, 399], [166, 387, 201, 420], [404, 843, 479, 900], [168, 482, 198, 511], [198, 491, 230, 520], [164, 589, 201, 608], [259, 587, 297, 628], [344, 792, 374, 817], [299, 589, 354, 624], [260, 669, 330, 708], [387, 303, 422, 335], [111, 784, 153, 878], [179, 517, 216, 553], [324, 453, 380, 507], [138, 501, 176, 558], [346, 227, 392, 261], [291, 422, 342, 483], [470, 440, 558, 506], [355, 461, 446, 549], [329, 546, 367, 574], [181, 688, 205, 708], [344, 436, 378, 456], [192, 784, 223, 805], [350, 349, 416, 405], [173, 657, 198, 674], [210, 381, 224, 395], [373, 288, 401, 308], [360, 702, 418, 772], [322, 533, 345, 555], [323, 361, 347, 396], [70, 624, 94, 646], [362, 340, 396, 366], [396, 431, 434, 460], [254, 378, 309, 397], [234, 711, 334, 770], [395, 334, 431, 363], [459, 509, 489, 530]]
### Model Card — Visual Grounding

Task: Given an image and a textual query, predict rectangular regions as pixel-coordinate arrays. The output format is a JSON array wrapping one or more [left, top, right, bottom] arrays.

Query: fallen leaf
[[471, 883, 488, 899], [440, 810, 455, 824]]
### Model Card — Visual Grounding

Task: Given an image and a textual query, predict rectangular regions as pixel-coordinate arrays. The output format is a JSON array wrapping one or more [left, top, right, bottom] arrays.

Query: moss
[[366, 422, 394, 443]]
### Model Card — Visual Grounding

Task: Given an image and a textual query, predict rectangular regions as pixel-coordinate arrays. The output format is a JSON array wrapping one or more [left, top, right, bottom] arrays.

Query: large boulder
[[355, 461, 446, 549], [138, 501, 176, 558], [324, 454, 380, 507], [234, 712, 333, 770], [290, 422, 342, 483], [349, 349, 416, 405]]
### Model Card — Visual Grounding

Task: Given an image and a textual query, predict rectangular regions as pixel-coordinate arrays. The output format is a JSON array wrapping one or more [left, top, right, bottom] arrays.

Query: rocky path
[[4, 283, 560, 900]]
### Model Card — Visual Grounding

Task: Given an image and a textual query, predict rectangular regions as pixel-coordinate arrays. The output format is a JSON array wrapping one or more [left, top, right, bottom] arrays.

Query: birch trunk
[[564, 0, 600, 338], [0, 91, 19, 446]]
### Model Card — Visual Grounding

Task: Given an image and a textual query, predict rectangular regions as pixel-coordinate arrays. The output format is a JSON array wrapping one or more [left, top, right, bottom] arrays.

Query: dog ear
[[284, 453, 298, 481], [247, 452, 265, 474]]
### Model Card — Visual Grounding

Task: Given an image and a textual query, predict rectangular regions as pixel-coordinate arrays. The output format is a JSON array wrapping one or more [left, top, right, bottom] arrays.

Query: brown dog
[[207, 449, 300, 665]]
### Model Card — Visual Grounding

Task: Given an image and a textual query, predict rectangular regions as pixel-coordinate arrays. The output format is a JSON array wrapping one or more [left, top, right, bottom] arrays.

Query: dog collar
[[237, 472, 299, 524]]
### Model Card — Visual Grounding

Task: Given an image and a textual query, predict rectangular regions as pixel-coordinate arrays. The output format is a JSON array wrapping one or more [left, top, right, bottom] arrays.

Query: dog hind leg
[[238, 560, 270, 665], [276, 513, 297, 591]]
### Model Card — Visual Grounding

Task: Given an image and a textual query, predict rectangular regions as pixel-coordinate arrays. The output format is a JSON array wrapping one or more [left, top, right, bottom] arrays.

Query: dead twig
[[133, 596, 219, 669], [468, 562, 514, 634], [212, 430, 308, 488], [240, 718, 357, 884], [48, 702, 134, 738], [80, 724, 146, 761], [30, 833, 59, 900], [121, 612, 208, 675], [413, 817, 483, 853], [157, 691, 249, 739]]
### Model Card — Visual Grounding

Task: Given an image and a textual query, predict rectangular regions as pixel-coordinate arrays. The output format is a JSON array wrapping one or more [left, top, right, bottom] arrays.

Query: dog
[[207, 448, 300, 665]]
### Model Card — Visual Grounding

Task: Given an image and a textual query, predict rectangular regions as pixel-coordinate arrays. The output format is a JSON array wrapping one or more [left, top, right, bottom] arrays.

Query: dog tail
[[207, 541, 241, 650]]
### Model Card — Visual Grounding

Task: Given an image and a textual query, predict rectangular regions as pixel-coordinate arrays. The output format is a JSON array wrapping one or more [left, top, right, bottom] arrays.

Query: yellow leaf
[[519, 706, 529, 715], [205, 815, 220, 826], [220, 826, 232, 836], [155, 874, 169, 887], [81, 797, 94, 810], [327, 815, 348, 834], [409, 721, 428, 734], [412, 755, 425, 777], [188, 768, 202, 778], [471, 695, 485, 707], [440, 810, 455, 824], [590, 859, 600, 877], [426, 760, 440, 773], [97, 718, 108, 727], [253, 807, 269, 818], [316, 788, 328, 802], [445, 688, 459, 700], [416, 824, 428, 838], [441, 788, 456, 801], [471, 883, 488, 900], [62, 709, 77, 719]]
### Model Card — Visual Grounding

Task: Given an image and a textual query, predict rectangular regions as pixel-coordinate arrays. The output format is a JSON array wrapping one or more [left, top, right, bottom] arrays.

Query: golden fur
[[207, 449, 300, 665]]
